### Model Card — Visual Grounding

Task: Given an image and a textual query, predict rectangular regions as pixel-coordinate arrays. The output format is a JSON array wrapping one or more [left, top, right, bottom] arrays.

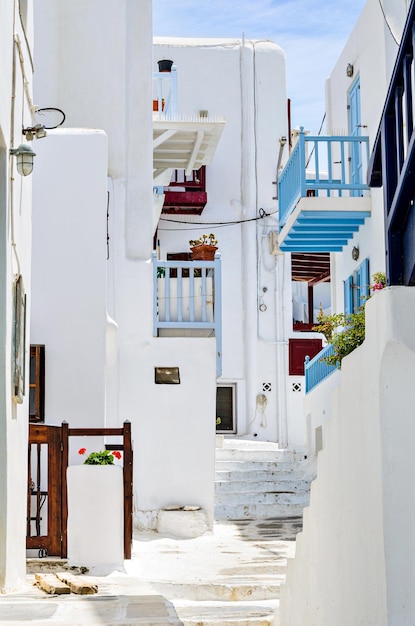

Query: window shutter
[[344, 275, 354, 315], [359, 258, 370, 300]]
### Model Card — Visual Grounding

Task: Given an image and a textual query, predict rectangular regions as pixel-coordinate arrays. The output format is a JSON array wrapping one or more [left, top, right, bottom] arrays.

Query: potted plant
[[189, 233, 218, 261]]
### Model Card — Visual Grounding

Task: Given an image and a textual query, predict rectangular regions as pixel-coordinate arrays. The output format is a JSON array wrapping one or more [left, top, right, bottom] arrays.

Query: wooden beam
[[56, 572, 98, 595], [35, 573, 71, 595]]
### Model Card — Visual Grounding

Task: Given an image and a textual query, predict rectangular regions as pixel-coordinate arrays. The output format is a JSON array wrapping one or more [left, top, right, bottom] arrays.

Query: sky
[[153, 0, 367, 134]]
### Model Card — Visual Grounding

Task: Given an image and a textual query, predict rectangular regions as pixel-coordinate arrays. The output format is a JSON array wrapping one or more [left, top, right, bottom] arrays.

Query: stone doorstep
[[27, 558, 87, 575]]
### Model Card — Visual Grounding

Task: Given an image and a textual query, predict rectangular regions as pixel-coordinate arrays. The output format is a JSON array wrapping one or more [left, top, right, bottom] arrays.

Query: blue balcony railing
[[304, 344, 338, 393], [153, 67, 178, 116], [153, 252, 222, 376], [278, 128, 370, 228]]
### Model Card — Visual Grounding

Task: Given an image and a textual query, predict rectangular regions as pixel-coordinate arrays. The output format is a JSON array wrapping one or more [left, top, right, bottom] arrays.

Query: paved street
[[1, 518, 301, 625]]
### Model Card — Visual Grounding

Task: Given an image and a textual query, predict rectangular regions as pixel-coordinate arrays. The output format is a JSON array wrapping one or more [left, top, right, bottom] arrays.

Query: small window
[[29, 345, 45, 422], [216, 385, 236, 432]]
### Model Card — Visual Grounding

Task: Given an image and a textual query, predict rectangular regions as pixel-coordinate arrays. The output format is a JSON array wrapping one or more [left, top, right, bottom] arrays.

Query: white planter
[[67, 465, 124, 570]]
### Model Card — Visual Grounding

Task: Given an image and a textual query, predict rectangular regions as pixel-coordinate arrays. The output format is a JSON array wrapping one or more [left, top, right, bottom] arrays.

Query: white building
[[30, 0, 311, 546], [279, 0, 415, 623], [0, 0, 35, 590]]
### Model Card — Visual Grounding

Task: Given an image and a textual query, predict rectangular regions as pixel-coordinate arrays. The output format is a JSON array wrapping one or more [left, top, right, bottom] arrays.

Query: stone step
[[216, 445, 308, 463], [215, 490, 309, 506], [215, 460, 310, 474], [215, 501, 308, 519], [173, 599, 279, 626], [215, 479, 310, 494], [152, 579, 284, 602], [215, 468, 308, 482]]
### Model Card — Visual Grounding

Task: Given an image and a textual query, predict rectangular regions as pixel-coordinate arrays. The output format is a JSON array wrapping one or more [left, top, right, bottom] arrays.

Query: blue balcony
[[304, 344, 338, 393], [153, 252, 222, 376], [278, 129, 371, 252]]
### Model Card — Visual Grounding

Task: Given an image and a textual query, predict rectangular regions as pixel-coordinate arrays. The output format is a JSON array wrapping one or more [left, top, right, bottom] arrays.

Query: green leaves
[[83, 450, 116, 465], [313, 306, 366, 368]]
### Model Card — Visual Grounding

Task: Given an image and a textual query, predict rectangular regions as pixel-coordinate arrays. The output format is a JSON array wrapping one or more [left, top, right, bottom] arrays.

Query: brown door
[[27, 425, 66, 557]]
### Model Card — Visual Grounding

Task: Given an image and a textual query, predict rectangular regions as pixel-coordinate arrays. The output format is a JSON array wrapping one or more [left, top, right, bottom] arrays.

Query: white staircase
[[215, 440, 314, 520]]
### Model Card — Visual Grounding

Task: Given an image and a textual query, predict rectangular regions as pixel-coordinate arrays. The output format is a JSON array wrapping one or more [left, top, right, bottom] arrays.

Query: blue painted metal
[[368, 0, 415, 285], [278, 129, 370, 252], [153, 66, 178, 116], [349, 78, 363, 196], [305, 345, 338, 393], [153, 252, 222, 377]]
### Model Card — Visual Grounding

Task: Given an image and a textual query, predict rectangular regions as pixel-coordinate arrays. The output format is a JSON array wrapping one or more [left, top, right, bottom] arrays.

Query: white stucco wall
[[31, 130, 108, 465], [34, 0, 154, 260], [280, 287, 415, 626], [131, 337, 217, 529], [0, 0, 35, 591]]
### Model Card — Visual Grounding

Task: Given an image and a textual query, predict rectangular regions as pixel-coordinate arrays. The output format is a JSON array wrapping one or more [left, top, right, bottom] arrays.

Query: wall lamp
[[346, 63, 354, 78], [10, 144, 36, 176]]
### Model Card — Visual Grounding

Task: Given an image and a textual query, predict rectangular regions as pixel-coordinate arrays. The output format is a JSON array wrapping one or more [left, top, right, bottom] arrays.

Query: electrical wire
[[377, 0, 400, 46], [158, 208, 277, 230]]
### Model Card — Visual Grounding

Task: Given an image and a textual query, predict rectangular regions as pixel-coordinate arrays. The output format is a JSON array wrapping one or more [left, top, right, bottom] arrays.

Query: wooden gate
[[27, 421, 133, 559], [27, 424, 65, 556]]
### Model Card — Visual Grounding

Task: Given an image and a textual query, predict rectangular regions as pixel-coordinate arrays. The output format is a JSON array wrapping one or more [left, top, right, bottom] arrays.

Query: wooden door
[[27, 425, 67, 557]]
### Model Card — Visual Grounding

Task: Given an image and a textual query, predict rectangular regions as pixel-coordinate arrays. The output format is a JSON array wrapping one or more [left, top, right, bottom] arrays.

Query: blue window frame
[[344, 257, 370, 314]]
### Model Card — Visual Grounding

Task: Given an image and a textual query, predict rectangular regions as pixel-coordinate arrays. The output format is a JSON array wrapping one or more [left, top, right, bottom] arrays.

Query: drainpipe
[[275, 254, 288, 448], [240, 37, 258, 435]]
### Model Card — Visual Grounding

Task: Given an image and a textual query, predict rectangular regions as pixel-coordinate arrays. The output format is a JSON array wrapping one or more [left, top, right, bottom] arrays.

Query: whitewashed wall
[[280, 287, 415, 626], [0, 0, 35, 591], [31, 129, 108, 464]]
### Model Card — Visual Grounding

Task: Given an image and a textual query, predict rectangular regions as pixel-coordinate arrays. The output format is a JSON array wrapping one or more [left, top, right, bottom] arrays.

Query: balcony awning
[[278, 197, 371, 252], [153, 116, 225, 180]]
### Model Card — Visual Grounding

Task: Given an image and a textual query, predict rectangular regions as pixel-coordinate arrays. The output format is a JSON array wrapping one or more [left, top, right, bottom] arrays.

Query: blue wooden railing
[[153, 66, 178, 116], [304, 344, 338, 393], [153, 252, 222, 376], [278, 128, 370, 228]]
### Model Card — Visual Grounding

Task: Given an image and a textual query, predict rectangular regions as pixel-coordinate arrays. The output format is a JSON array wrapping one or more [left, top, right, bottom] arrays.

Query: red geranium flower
[[78, 447, 87, 455], [112, 450, 122, 460]]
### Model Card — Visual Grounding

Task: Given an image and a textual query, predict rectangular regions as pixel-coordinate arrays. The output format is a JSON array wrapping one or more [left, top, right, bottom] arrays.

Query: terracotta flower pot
[[190, 244, 218, 261]]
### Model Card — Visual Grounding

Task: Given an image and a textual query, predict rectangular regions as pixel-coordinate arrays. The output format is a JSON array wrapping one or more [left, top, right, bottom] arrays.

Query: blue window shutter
[[355, 258, 370, 309], [359, 258, 370, 301], [344, 276, 354, 314]]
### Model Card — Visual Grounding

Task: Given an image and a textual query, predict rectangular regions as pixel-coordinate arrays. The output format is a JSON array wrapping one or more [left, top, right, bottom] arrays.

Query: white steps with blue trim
[[215, 440, 314, 520]]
